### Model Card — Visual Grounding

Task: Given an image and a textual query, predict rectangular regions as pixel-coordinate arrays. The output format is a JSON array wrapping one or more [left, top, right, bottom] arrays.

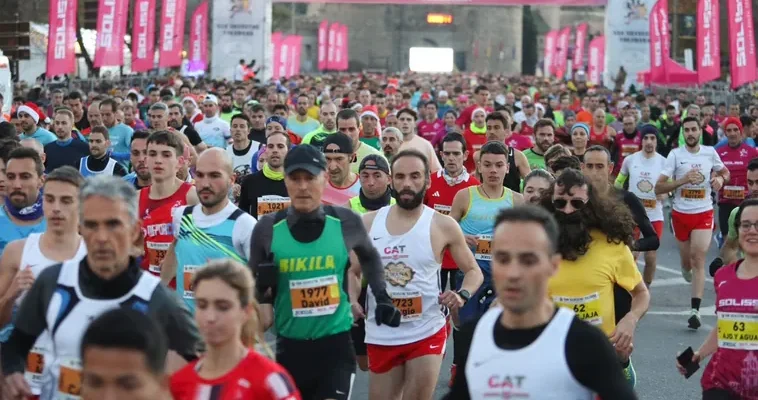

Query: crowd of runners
[[0, 72, 754, 399]]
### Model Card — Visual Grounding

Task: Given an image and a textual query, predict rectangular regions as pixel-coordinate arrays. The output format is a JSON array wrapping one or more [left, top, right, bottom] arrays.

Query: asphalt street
[[266, 213, 721, 399]]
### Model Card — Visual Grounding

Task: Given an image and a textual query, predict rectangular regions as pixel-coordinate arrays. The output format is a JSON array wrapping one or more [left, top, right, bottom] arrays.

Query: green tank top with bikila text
[[271, 215, 352, 340]]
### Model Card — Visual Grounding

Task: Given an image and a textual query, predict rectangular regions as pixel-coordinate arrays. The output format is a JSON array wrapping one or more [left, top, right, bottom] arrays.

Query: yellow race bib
[[717, 312, 758, 350], [554, 292, 603, 326]]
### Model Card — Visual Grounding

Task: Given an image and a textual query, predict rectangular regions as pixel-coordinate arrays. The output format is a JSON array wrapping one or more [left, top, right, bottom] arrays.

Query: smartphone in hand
[[677, 347, 700, 379]]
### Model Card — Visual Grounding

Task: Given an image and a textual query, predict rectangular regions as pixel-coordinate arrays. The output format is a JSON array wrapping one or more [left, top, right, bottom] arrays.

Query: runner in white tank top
[[0, 168, 88, 397], [358, 150, 483, 400]]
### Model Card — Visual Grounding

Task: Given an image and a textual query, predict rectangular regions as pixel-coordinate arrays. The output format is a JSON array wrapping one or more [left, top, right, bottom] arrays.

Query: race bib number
[[58, 357, 82, 400], [717, 312, 758, 350], [25, 345, 46, 387], [681, 188, 706, 200], [553, 293, 602, 326], [434, 204, 451, 216], [183, 265, 201, 299], [257, 196, 291, 216], [146, 241, 170, 274], [723, 186, 746, 200], [289, 275, 341, 317], [621, 144, 638, 157], [641, 198, 657, 209], [389, 290, 423, 322], [475, 234, 492, 261]]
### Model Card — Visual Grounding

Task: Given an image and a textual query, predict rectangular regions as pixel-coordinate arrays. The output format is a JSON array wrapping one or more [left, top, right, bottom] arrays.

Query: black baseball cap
[[359, 155, 390, 174], [322, 132, 354, 154], [284, 144, 327, 175]]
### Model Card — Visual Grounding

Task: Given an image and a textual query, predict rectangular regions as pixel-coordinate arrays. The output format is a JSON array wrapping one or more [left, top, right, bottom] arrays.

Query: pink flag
[[327, 23, 339, 70], [318, 20, 328, 71], [47, 0, 78, 77], [588, 36, 605, 85], [341, 25, 349, 71], [555, 27, 571, 78], [188, 2, 208, 72], [291, 36, 303, 76], [573, 23, 588, 71], [543, 30, 557, 77], [278, 34, 290, 79], [94, 0, 129, 67], [131, 0, 156, 72], [271, 32, 283, 80], [334, 24, 344, 71], [649, 0, 668, 83], [728, 0, 757, 88], [159, 0, 187, 68]]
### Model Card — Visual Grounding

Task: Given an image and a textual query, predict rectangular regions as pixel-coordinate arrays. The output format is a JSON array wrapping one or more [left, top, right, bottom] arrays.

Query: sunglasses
[[553, 198, 587, 210]]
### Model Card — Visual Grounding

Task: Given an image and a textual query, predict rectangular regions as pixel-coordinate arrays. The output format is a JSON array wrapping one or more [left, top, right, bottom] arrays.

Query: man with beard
[[302, 102, 339, 151], [362, 149, 483, 400], [239, 130, 290, 219], [168, 103, 206, 155], [396, 108, 441, 173], [616, 127, 668, 286], [232, 86, 247, 113], [17, 104, 56, 146], [288, 93, 320, 137], [522, 118, 556, 170], [196, 95, 231, 149], [43, 108, 90, 172], [78, 126, 127, 177], [655, 116, 728, 330], [123, 130, 152, 189], [218, 93, 235, 123], [336, 109, 385, 174], [249, 144, 402, 400], [0, 148, 47, 255], [160, 149, 256, 312], [543, 168, 650, 388], [100, 99, 134, 155], [612, 115, 642, 176], [446, 206, 636, 400], [713, 158, 758, 270], [82, 100, 103, 138]]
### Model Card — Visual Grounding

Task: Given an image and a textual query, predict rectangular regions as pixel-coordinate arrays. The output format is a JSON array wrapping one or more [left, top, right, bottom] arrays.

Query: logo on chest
[[384, 262, 414, 287]]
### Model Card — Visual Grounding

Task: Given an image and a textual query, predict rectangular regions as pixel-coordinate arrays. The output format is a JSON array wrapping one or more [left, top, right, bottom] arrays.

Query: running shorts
[[671, 209, 714, 242], [366, 325, 447, 374], [633, 220, 664, 241]]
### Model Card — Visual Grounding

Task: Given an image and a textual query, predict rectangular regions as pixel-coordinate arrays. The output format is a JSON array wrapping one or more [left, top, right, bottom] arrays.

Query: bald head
[[197, 147, 234, 177]]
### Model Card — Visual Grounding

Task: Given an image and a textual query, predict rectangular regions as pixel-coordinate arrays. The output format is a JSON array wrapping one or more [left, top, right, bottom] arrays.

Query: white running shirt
[[661, 146, 725, 214], [196, 116, 231, 148], [621, 151, 667, 222]]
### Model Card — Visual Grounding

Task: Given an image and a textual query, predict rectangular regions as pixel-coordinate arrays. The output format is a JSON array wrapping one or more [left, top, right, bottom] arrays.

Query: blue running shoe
[[623, 358, 637, 388]]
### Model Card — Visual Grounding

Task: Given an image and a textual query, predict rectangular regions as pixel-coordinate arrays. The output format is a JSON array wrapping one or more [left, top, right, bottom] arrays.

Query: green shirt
[[360, 136, 381, 150], [302, 125, 338, 150], [352, 143, 386, 174], [728, 206, 739, 241], [271, 215, 352, 340], [522, 148, 546, 170]]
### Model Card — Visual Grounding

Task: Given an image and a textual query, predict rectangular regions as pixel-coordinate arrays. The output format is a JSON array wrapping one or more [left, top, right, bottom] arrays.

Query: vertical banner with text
[[341, 25, 349, 70], [327, 22, 339, 70], [94, 0, 129, 67], [188, 1, 209, 73], [159, 0, 187, 67], [212, 0, 272, 80], [648, 0, 668, 83], [543, 30, 557, 77], [604, 0, 657, 88], [588, 36, 605, 85], [697, 0, 720, 84], [288, 35, 302, 77], [47, 0, 79, 77], [728, 0, 757, 88], [271, 32, 282, 80], [131, 0, 156, 72], [573, 23, 588, 71], [555, 27, 571, 78], [334, 24, 343, 71], [318, 20, 328, 71]]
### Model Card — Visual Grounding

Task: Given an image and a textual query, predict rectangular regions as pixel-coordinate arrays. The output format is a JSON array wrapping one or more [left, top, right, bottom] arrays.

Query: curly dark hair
[[539, 169, 635, 261]]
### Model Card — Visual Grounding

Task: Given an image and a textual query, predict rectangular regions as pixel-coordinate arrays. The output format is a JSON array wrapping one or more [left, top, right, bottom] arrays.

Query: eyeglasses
[[739, 221, 758, 232], [553, 198, 587, 210]]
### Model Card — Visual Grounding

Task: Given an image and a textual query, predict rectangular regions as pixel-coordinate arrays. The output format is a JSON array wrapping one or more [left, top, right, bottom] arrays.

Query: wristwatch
[[457, 289, 471, 304]]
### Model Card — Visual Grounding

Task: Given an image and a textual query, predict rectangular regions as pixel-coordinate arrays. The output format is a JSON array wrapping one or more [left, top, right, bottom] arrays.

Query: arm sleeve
[[565, 318, 638, 400], [184, 126, 203, 146], [333, 207, 386, 295], [149, 286, 201, 361], [728, 207, 740, 241], [614, 173, 629, 189], [113, 162, 128, 177], [248, 215, 276, 303], [624, 192, 659, 252], [238, 177, 254, 216]]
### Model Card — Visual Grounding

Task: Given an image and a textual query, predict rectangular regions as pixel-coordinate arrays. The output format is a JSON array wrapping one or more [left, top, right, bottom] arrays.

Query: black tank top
[[503, 147, 521, 193]]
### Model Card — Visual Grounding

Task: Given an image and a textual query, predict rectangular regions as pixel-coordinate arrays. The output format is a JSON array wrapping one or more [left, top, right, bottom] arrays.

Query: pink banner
[[728, 0, 757, 88], [341, 25, 349, 70], [555, 27, 570, 78], [327, 22, 339, 70], [188, 1, 208, 72], [272, 32, 283, 80], [159, 0, 187, 68], [573, 23, 588, 71], [334, 24, 344, 71], [318, 20, 328, 71], [278, 0, 606, 5], [588, 36, 604, 85], [543, 30, 557, 77], [47, 0, 78, 77], [697, 0, 720, 84], [288, 36, 302, 77], [649, 0, 668, 83], [131, 0, 156, 72], [94, 0, 129, 67]]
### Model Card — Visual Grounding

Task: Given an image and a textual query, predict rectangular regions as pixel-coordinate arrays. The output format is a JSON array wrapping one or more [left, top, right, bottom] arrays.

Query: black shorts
[[277, 331, 356, 400], [703, 388, 739, 400], [350, 286, 368, 356]]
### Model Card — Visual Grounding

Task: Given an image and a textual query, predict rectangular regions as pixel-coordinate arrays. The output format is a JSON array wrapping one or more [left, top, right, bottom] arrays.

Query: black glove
[[709, 257, 724, 277], [374, 290, 401, 327], [254, 253, 278, 303]]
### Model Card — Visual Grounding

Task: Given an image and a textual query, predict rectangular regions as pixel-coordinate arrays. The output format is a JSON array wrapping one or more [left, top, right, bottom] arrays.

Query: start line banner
[[276, 0, 605, 4]]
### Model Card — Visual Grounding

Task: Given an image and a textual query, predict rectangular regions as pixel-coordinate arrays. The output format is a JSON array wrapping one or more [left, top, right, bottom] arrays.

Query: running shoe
[[623, 358, 637, 388], [715, 231, 724, 248], [681, 267, 693, 283], [688, 309, 701, 330]]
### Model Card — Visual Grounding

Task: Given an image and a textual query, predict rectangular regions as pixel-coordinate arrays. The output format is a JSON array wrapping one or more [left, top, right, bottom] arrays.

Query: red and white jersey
[[621, 151, 667, 222], [662, 146, 725, 214], [139, 182, 193, 276], [366, 205, 445, 346]]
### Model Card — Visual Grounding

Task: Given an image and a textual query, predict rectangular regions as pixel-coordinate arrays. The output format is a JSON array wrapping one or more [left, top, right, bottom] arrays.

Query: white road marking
[[638, 262, 714, 283], [646, 306, 716, 316]]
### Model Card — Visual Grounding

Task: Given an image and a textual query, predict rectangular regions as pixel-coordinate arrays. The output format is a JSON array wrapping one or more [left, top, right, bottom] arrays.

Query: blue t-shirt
[[107, 123, 134, 154], [20, 127, 56, 146]]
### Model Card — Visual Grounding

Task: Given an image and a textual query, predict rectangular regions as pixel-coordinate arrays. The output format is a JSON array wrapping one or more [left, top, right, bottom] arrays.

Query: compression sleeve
[[333, 207, 387, 295], [565, 318, 638, 400], [614, 173, 628, 189], [248, 214, 276, 303], [623, 191, 660, 252]]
